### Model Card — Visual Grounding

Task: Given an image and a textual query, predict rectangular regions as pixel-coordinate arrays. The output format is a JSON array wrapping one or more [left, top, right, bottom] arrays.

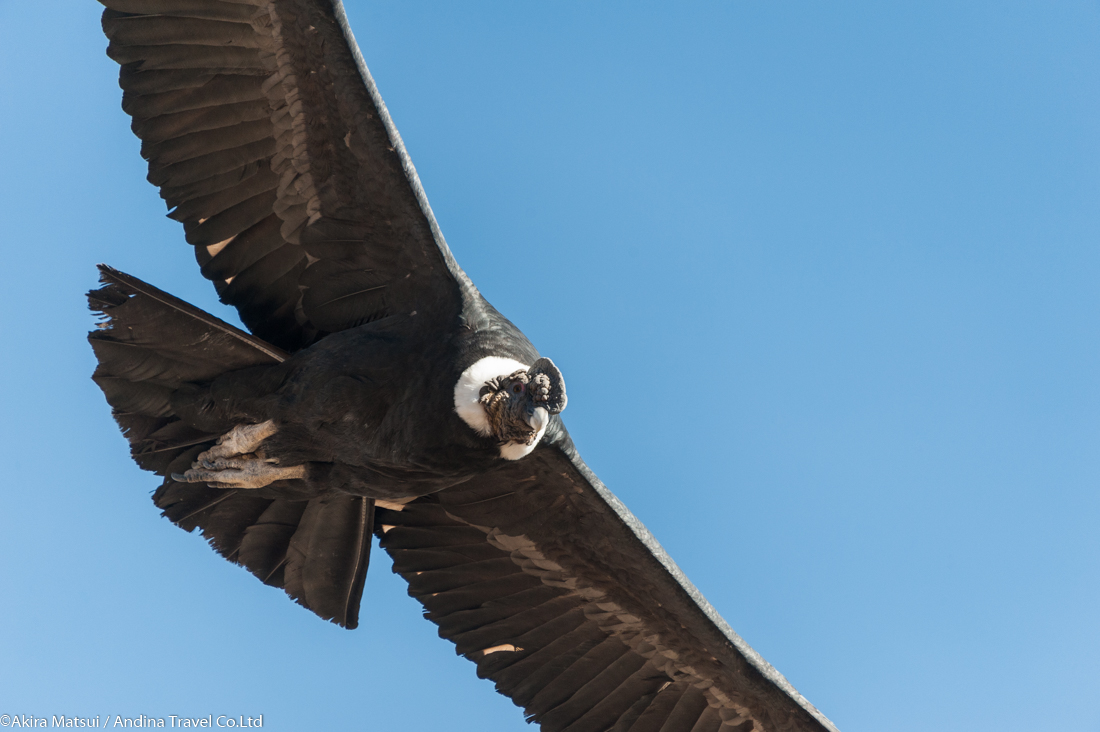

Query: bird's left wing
[[101, 0, 470, 351], [376, 424, 839, 732]]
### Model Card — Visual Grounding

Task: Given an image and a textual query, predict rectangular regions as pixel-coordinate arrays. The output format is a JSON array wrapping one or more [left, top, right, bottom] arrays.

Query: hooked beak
[[526, 404, 550, 434]]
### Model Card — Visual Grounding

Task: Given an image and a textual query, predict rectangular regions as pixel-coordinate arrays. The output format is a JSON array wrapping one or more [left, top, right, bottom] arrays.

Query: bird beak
[[526, 404, 550, 433]]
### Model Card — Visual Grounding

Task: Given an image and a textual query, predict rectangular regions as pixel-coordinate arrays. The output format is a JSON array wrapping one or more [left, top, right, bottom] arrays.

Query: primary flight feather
[[88, 2, 839, 730]]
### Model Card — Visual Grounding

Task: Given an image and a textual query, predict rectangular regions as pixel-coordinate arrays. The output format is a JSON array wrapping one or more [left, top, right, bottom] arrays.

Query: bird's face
[[478, 358, 567, 447]]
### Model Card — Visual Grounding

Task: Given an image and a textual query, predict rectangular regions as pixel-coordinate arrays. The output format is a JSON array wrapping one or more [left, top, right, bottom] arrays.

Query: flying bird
[[88, 2, 839, 731]]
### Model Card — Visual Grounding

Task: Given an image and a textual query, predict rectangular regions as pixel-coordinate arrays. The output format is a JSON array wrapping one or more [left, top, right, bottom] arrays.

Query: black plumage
[[87, 2, 839, 731]]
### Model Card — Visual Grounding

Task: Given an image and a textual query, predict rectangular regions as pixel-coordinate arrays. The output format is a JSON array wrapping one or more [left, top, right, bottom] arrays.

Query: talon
[[172, 461, 306, 489], [172, 421, 302, 488]]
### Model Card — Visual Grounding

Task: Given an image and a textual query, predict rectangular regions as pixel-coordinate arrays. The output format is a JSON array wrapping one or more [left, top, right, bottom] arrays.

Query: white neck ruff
[[454, 356, 546, 461]]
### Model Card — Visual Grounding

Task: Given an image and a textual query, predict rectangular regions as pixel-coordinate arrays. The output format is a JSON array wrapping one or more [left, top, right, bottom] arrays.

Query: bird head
[[477, 358, 568, 446]]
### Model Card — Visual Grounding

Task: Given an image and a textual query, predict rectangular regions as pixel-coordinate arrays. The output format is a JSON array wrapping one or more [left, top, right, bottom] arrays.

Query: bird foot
[[200, 420, 278, 462], [171, 421, 304, 488], [173, 457, 306, 489]]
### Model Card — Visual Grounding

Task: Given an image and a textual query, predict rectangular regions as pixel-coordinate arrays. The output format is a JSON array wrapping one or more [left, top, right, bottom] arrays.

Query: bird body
[[86, 1, 839, 730], [165, 301, 555, 498]]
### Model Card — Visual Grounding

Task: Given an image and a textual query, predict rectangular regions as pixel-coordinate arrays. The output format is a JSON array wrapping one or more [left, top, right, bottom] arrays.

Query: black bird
[[88, 2, 839, 731]]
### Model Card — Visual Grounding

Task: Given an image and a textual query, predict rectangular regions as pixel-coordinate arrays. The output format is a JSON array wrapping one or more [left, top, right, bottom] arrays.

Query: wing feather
[[374, 432, 840, 732], [100, 0, 469, 352]]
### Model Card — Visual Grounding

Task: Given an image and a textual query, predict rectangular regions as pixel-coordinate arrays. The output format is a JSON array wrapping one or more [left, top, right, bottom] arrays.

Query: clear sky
[[0, 2, 1098, 730]]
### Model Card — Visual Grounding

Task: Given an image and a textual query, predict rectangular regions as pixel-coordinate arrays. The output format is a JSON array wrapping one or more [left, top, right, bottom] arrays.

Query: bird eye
[[511, 383, 525, 395]]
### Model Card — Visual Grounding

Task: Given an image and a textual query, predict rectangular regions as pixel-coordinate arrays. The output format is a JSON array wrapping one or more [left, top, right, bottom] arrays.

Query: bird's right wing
[[376, 424, 839, 732]]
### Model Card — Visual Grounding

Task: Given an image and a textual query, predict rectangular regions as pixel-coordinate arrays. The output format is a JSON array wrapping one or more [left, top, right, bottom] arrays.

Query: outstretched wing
[[101, 0, 470, 351], [376, 425, 839, 732]]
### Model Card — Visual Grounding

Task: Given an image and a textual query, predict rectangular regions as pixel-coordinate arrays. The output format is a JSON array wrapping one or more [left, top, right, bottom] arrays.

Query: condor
[[88, 2, 838, 731]]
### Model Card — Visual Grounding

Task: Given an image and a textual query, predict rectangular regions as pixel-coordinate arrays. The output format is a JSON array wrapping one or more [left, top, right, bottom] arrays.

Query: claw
[[172, 461, 305, 489], [171, 420, 304, 489]]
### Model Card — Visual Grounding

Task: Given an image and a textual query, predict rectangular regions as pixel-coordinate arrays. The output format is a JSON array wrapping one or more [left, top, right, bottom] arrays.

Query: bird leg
[[171, 421, 306, 488]]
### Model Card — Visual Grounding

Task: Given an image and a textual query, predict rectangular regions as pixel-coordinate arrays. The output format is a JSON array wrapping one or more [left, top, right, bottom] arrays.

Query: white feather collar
[[454, 356, 546, 460]]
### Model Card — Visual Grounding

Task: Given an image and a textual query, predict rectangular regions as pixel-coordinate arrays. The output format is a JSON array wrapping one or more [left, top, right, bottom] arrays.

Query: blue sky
[[1, 2, 1098, 730]]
